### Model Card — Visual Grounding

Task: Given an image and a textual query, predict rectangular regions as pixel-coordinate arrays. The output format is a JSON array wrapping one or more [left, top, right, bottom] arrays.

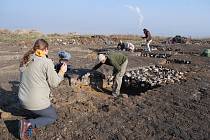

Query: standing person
[[142, 28, 152, 52], [18, 39, 67, 140], [92, 52, 128, 97]]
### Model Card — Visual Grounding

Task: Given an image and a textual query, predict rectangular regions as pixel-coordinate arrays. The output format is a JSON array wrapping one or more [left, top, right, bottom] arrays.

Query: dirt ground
[[0, 34, 210, 140]]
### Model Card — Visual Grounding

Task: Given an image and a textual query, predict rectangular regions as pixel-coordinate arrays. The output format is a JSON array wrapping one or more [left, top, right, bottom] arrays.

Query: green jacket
[[92, 52, 127, 75]]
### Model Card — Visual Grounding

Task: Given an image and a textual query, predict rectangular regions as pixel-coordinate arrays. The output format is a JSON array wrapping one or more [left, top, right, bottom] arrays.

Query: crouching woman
[[18, 39, 67, 139]]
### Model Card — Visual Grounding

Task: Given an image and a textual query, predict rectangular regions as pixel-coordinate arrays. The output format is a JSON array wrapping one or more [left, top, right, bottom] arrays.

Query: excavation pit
[[63, 65, 186, 95]]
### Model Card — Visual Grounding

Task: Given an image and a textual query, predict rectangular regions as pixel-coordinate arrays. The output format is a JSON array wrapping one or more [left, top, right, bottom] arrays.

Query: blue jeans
[[28, 105, 57, 128]]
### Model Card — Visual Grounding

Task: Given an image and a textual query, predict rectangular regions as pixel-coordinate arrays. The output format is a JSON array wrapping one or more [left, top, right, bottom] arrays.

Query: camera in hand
[[55, 62, 64, 73], [55, 51, 71, 72]]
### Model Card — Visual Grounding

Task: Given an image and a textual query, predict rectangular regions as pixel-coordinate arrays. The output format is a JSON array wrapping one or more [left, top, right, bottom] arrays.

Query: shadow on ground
[[4, 120, 19, 139], [0, 81, 36, 139]]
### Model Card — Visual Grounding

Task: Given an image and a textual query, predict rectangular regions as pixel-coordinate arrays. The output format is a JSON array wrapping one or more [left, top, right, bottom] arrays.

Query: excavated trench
[[63, 64, 186, 95]]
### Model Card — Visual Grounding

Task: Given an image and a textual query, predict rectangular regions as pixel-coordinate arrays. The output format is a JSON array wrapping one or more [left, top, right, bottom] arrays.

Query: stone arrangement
[[135, 52, 172, 58], [49, 38, 76, 46], [168, 59, 191, 64], [63, 65, 186, 92], [123, 65, 185, 89]]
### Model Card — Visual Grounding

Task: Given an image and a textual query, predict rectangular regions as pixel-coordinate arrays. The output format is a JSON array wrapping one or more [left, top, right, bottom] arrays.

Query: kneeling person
[[18, 39, 67, 139], [117, 40, 135, 52]]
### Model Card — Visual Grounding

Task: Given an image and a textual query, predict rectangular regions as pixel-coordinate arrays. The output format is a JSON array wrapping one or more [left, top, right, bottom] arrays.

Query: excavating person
[[91, 52, 128, 97], [117, 40, 135, 52], [142, 28, 152, 52]]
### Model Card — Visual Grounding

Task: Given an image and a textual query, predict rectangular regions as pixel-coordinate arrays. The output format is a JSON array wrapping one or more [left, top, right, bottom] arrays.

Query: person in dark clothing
[[92, 52, 128, 97], [117, 40, 126, 50], [142, 28, 152, 52]]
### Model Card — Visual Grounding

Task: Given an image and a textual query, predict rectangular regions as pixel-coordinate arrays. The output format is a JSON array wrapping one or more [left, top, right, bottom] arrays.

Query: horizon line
[[1, 28, 210, 39]]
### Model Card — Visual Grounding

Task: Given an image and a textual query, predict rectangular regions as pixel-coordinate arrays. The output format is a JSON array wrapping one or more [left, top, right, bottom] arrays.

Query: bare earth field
[[0, 31, 210, 140]]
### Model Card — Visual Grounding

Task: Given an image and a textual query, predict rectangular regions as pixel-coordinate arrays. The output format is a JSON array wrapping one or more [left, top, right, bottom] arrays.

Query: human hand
[[60, 63, 67, 73]]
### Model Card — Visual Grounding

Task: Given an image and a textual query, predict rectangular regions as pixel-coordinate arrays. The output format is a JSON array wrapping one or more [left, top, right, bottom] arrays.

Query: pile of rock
[[123, 65, 185, 89], [49, 38, 76, 46], [66, 69, 105, 89], [136, 52, 172, 58], [167, 35, 189, 44], [168, 59, 191, 64]]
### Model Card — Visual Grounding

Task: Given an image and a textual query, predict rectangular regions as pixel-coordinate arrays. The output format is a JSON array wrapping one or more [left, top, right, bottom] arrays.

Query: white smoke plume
[[125, 5, 144, 27]]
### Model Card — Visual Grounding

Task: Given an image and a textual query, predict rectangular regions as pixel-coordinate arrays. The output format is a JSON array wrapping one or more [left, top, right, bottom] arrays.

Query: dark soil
[[0, 38, 210, 140]]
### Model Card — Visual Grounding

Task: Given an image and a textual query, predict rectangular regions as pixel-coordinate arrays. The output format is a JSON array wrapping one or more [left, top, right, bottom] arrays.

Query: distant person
[[142, 28, 152, 52], [18, 39, 67, 139], [91, 52, 128, 97], [117, 40, 135, 52]]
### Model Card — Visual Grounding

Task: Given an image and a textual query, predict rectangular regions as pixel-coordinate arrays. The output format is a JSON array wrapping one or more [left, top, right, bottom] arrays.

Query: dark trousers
[[28, 105, 57, 128]]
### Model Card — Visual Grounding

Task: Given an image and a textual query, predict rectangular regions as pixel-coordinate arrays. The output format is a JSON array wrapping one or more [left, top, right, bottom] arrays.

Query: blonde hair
[[20, 39, 48, 67]]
